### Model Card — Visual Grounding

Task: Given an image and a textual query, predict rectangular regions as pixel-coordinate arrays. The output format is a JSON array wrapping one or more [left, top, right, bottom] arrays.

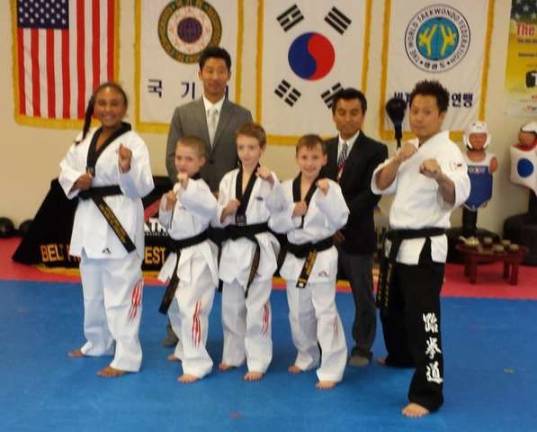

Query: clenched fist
[[74, 172, 93, 191], [118, 144, 132, 173], [293, 201, 308, 218], [163, 190, 177, 211], [316, 178, 330, 195], [419, 159, 442, 180], [177, 172, 189, 189], [256, 166, 274, 185], [395, 142, 417, 164]]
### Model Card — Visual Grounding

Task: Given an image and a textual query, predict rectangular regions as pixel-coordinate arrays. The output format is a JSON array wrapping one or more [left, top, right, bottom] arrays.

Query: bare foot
[[167, 354, 180, 362], [68, 348, 85, 358], [243, 371, 264, 381], [376, 357, 387, 366], [402, 403, 430, 418], [219, 363, 235, 372], [288, 364, 303, 374], [97, 366, 127, 378], [316, 380, 337, 390], [178, 374, 199, 383]]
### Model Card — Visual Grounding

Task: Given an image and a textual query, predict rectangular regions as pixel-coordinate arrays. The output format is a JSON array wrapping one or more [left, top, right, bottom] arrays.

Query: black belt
[[159, 230, 210, 314], [377, 227, 445, 311], [223, 222, 269, 297], [78, 185, 122, 199], [287, 237, 334, 288], [78, 185, 136, 253]]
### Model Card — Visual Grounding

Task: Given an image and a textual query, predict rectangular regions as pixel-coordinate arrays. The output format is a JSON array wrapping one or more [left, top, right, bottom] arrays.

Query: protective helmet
[[521, 121, 537, 135], [463, 121, 491, 150]]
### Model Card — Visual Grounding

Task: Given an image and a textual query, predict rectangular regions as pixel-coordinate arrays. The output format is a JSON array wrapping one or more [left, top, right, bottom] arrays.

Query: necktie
[[208, 108, 219, 146], [337, 141, 348, 175]]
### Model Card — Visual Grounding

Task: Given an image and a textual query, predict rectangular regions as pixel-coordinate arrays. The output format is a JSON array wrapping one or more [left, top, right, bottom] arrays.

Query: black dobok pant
[[380, 238, 444, 412]]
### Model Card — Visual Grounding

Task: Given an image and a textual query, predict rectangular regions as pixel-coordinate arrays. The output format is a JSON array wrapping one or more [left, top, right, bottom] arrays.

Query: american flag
[[15, 0, 117, 123], [511, 0, 537, 22]]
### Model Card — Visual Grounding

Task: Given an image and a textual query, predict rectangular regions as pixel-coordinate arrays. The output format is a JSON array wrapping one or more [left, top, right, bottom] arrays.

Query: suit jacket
[[324, 132, 388, 254], [166, 98, 253, 192]]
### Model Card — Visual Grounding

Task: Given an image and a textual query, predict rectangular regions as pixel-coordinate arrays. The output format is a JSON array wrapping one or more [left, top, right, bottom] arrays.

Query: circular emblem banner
[[158, 1, 222, 63], [405, 5, 470, 73]]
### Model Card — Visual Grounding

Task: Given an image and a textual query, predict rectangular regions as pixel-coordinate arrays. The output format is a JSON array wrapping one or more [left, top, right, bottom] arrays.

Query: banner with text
[[505, 0, 537, 117], [380, 0, 494, 141], [135, 0, 244, 133]]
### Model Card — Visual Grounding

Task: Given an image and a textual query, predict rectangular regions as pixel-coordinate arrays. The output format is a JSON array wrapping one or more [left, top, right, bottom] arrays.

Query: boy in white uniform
[[267, 134, 349, 389], [60, 82, 154, 377], [215, 123, 280, 381], [158, 136, 219, 383]]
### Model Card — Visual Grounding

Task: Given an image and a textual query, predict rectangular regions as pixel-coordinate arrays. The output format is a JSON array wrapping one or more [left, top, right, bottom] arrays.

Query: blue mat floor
[[1, 280, 536, 432]]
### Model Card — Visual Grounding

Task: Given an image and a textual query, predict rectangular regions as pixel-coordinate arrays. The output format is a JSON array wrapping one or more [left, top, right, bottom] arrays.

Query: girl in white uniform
[[214, 123, 279, 381], [59, 82, 154, 377], [158, 136, 218, 383], [267, 135, 349, 389]]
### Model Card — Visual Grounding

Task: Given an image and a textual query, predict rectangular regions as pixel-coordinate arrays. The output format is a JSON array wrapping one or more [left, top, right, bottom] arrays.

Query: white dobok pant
[[168, 264, 216, 378], [286, 280, 347, 382], [79, 251, 143, 372], [221, 278, 272, 373]]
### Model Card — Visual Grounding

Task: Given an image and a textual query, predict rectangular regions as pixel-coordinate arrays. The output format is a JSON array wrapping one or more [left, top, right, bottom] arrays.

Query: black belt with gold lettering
[[159, 230, 210, 314], [377, 227, 446, 311], [287, 237, 334, 288], [223, 222, 269, 297], [78, 185, 136, 253]]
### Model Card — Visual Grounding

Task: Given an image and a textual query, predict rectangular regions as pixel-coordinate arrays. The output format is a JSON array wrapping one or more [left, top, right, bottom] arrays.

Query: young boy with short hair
[[215, 122, 280, 381], [267, 134, 349, 390], [158, 135, 219, 383]]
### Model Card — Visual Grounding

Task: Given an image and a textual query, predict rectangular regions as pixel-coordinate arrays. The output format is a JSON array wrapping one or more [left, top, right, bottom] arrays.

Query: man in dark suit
[[162, 46, 252, 346], [166, 46, 253, 192], [324, 88, 388, 366]]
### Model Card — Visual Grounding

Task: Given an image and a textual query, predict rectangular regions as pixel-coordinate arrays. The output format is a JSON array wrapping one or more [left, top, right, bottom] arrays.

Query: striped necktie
[[337, 141, 348, 177]]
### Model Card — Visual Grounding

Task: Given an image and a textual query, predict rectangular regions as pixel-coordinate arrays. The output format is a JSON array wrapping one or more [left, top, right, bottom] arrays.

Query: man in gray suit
[[165, 46, 253, 192], [162, 46, 252, 346]]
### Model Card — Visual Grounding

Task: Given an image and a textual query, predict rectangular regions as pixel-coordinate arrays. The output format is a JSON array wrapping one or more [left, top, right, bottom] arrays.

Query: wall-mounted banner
[[135, 0, 244, 133], [11, 0, 119, 128], [505, 0, 537, 117], [257, 0, 371, 145], [379, 0, 494, 142]]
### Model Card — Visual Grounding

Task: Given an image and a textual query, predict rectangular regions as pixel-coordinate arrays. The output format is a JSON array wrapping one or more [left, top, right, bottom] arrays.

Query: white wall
[[0, 0, 531, 233]]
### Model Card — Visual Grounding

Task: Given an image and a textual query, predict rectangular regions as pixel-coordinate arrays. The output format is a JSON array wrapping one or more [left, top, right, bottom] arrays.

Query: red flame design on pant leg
[[128, 278, 144, 320], [191, 300, 202, 347]]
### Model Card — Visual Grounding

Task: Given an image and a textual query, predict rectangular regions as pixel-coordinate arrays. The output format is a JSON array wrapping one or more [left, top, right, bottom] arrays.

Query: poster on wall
[[135, 0, 244, 133], [505, 0, 537, 117], [379, 0, 494, 141], [257, 0, 371, 145], [11, 0, 119, 128]]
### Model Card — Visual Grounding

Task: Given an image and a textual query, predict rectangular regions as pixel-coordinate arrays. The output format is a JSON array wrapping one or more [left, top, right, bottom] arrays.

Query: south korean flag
[[510, 145, 537, 195], [258, 1, 369, 144]]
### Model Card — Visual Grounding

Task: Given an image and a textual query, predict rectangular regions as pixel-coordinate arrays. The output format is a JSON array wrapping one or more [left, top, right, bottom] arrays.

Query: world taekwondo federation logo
[[404, 4, 470, 73], [158, 0, 222, 64]]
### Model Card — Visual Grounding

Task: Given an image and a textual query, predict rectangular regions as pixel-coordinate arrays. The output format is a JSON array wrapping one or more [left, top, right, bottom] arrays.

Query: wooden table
[[455, 244, 528, 285]]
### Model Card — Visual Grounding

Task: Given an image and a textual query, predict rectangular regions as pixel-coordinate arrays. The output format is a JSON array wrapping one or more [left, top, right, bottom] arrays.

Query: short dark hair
[[331, 88, 367, 114], [236, 122, 267, 149], [409, 80, 450, 113], [177, 135, 207, 159], [296, 134, 327, 156], [199, 46, 232, 71]]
